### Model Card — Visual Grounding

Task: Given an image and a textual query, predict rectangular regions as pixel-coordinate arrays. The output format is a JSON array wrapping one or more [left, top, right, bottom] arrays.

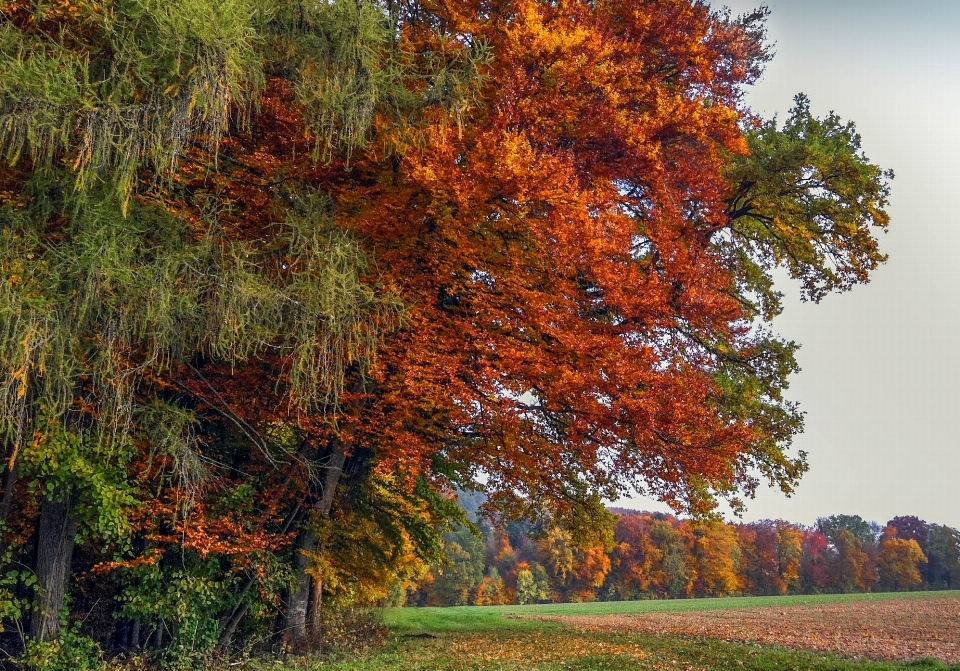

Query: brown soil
[[532, 597, 960, 663]]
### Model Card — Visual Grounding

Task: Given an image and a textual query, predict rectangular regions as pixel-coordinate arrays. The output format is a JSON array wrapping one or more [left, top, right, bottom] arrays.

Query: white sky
[[619, 1, 960, 529]]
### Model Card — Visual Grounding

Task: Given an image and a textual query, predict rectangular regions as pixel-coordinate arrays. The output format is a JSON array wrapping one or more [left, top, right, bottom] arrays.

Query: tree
[[423, 541, 481, 606], [813, 515, 879, 593], [331, 0, 890, 535], [801, 530, 831, 593], [473, 567, 508, 606], [738, 521, 784, 595], [648, 519, 695, 599], [694, 523, 742, 597], [926, 525, 960, 589], [419, 525, 485, 606], [722, 94, 891, 311], [0, 0, 482, 649], [887, 516, 929, 552], [515, 561, 551, 604], [487, 528, 518, 581], [877, 525, 926, 591], [1, 0, 893, 657], [816, 515, 878, 547], [777, 521, 804, 594], [831, 528, 877, 593], [605, 513, 661, 600], [537, 526, 577, 589], [569, 543, 612, 601]]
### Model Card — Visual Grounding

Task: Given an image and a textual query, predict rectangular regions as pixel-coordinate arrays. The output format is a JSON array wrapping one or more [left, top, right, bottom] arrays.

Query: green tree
[[514, 565, 536, 605], [514, 562, 550, 605], [815, 515, 878, 547], [426, 546, 478, 606], [722, 94, 891, 317], [530, 563, 552, 603], [926, 525, 960, 589], [424, 527, 485, 606], [648, 520, 694, 599]]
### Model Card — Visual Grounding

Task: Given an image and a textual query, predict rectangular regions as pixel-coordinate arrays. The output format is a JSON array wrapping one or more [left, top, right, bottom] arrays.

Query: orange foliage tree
[[693, 523, 742, 597], [877, 526, 927, 591], [777, 521, 804, 593], [607, 514, 662, 600], [330, 0, 890, 538], [0, 0, 893, 658]]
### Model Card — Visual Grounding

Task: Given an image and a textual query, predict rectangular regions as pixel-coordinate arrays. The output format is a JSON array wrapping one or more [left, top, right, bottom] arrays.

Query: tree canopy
[[0, 0, 891, 664]]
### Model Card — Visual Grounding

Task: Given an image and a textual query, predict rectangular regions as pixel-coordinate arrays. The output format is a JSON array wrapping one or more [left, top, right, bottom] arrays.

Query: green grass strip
[[385, 590, 960, 634]]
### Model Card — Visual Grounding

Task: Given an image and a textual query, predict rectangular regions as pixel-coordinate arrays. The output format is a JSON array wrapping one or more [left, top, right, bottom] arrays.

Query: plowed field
[[532, 596, 960, 663]]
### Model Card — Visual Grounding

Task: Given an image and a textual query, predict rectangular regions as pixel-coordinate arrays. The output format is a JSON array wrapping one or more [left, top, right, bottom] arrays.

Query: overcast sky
[[620, 1, 960, 529]]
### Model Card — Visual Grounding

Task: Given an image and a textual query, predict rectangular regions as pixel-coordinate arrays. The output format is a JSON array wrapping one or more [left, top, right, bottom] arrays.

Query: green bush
[[21, 623, 104, 671]]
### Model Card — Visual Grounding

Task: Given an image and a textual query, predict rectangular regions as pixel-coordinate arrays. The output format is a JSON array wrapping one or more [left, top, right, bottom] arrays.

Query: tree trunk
[[31, 492, 77, 641], [283, 446, 346, 644], [1, 438, 19, 535], [217, 503, 305, 649], [217, 573, 255, 650], [286, 525, 317, 643], [216, 439, 315, 650], [0, 463, 18, 532], [216, 600, 248, 650]]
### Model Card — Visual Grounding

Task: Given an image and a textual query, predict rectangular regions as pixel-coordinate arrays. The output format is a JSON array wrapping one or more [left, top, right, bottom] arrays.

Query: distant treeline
[[408, 508, 960, 606]]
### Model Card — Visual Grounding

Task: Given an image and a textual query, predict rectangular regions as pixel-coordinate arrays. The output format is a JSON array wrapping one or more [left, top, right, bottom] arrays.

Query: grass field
[[384, 590, 960, 634], [259, 591, 960, 671]]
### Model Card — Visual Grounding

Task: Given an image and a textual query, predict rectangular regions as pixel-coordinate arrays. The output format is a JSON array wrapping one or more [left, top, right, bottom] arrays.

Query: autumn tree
[[777, 521, 804, 594], [473, 567, 508, 606], [887, 516, 929, 553], [877, 525, 926, 591], [487, 528, 519, 583], [324, 0, 892, 561], [0, 0, 482, 653], [1, 0, 893, 658], [537, 526, 577, 589], [800, 530, 831, 593], [737, 521, 784, 595], [567, 543, 613, 601], [693, 523, 742, 597], [605, 513, 661, 600]]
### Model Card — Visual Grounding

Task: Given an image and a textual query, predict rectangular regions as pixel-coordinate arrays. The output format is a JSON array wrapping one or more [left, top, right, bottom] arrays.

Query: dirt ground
[[532, 597, 960, 663]]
